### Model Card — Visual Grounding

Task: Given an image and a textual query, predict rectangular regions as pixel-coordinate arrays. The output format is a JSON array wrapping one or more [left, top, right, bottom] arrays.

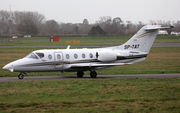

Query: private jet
[[3, 25, 173, 79]]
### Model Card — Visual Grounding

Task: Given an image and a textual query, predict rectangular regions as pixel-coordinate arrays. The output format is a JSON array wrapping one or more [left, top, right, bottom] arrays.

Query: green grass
[[0, 47, 180, 77], [155, 36, 180, 43], [0, 36, 180, 47], [0, 78, 180, 112]]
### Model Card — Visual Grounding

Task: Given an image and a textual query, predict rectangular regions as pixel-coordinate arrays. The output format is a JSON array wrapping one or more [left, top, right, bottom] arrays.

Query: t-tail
[[119, 25, 173, 53]]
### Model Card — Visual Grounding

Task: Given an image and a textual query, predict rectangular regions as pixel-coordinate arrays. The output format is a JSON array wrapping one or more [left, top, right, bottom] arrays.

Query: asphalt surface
[[0, 73, 180, 82], [0, 43, 180, 48]]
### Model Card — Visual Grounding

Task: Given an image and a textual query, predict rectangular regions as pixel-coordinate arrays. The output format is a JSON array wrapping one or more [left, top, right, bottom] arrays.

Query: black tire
[[90, 71, 97, 78], [18, 73, 24, 79], [77, 71, 84, 78]]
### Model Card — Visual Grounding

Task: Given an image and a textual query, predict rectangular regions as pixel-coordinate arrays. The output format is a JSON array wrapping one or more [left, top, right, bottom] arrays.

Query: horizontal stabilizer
[[145, 26, 174, 31]]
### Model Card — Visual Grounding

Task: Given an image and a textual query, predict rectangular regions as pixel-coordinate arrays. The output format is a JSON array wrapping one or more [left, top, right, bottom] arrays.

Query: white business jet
[[3, 25, 173, 79]]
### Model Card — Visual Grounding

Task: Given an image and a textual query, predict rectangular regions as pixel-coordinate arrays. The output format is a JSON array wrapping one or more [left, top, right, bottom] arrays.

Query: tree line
[[0, 10, 180, 37]]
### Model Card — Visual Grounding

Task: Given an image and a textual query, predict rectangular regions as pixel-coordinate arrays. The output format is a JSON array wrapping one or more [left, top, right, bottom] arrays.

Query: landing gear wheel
[[90, 71, 97, 78], [18, 73, 24, 79], [77, 71, 84, 78]]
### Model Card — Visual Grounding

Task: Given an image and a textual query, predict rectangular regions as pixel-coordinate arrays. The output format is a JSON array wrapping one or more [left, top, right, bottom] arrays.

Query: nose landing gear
[[18, 72, 26, 79]]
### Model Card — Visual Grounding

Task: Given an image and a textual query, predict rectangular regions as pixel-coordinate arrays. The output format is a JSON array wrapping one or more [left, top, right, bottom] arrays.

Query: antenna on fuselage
[[66, 45, 70, 49]]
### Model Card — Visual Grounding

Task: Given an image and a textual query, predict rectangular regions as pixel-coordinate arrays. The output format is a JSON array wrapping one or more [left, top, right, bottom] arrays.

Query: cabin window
[[74, 54, 78, 59], [48, 54, 52, 60], [36, 52, 44, 58], [57, 54, 61, 59], [89, 53, 93, 58], [82, 53, 86, 58], [26, 53, 38, 59], [66, 54, 70, 59]]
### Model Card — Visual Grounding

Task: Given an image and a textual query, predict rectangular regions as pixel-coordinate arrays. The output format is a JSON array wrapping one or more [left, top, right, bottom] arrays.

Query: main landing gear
[[90, 71, 97, 78], [18, 72, 26, 79], [77, 71, 97, 78], [77, 71, 84, 78]]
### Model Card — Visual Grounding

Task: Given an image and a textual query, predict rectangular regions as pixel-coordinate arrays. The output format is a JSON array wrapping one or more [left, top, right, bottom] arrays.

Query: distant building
[[12, 36, 18, 38], [171, 31, 178, 36], [24, 35, 31, 38], [158, 30, 168, 35]]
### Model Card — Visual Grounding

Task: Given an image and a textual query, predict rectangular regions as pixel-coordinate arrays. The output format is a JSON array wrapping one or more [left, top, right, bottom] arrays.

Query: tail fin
[[119, 25, 172, 53]]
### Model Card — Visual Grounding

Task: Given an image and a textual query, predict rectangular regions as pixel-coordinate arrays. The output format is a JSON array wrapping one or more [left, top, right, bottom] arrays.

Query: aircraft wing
[[70, 63, 130, 68]]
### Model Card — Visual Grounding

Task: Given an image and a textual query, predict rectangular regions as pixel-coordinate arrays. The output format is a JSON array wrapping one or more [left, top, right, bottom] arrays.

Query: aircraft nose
[[2, 63, 14, 72]]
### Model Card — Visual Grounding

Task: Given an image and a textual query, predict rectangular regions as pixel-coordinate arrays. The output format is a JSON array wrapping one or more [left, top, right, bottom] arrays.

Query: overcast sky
[[1, 0, 180, 24]]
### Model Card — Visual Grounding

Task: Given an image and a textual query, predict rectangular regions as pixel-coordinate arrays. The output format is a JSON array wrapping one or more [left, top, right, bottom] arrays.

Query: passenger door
[[54, 52, 63, 69]]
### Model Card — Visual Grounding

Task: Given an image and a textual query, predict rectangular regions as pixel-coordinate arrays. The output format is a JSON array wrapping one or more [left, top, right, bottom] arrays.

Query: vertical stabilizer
[[119, 25, 169, 53]]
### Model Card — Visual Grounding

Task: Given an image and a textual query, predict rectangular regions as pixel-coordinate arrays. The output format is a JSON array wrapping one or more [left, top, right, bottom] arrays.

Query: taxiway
[[0, 73, 180, 82]]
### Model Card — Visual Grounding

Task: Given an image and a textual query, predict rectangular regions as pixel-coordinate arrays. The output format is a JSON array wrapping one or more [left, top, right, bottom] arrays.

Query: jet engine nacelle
[[96, 51, 122, 62]]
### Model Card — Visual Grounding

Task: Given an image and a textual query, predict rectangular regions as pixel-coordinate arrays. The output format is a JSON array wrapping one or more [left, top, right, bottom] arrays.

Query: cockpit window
[[25, 53, 39, 59], [36, 52, 44, 58]]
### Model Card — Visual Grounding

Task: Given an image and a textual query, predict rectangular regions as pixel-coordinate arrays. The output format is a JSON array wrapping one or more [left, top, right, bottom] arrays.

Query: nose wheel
[[18, 72, 26, 79]]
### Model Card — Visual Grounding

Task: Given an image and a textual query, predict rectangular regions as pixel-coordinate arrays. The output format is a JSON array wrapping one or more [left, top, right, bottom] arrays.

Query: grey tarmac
[[0, 73, 180, 82]]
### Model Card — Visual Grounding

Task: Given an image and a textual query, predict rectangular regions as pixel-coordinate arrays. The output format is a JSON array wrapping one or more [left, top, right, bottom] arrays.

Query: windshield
[[25, 53, 39, 59], [36, 52, 44, 58]]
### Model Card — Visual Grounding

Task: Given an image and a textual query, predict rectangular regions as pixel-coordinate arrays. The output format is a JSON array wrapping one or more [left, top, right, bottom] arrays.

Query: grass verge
[[0, 36, 180, 46], [0, 78, 180, 112]]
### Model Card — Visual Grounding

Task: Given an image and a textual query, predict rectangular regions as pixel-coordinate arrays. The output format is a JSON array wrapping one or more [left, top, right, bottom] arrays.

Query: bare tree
[[98, 16, 112, 24], [175, 21, 180, 32], [95, 16, 125, 35], [95, 16, 112, 29], [112, 17, 124, 35], [83, 19, 89, 25], [0, 10, 10, 35], [113, 17, 122, 26], [2, 9, 180, 37], [80, 19, 91, 34], [45, 20, 59, 35], [17, 19, 38, 36], [60, 23, 78, 34], [12, 11, 45, 36], [137, 21, 144, 29]]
